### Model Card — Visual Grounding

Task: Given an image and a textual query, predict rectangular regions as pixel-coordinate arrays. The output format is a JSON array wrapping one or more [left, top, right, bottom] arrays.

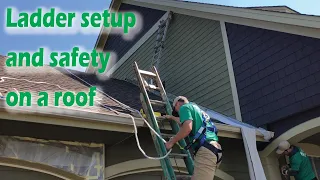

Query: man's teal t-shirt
[[179, 102, 218, 149], [289, 146, 316, 180]]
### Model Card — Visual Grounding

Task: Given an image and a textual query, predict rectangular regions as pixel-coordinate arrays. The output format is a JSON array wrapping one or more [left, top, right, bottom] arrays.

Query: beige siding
[[0, 166, 61, 180], [112, 14, 235, 117], [106, 136, 250, 180]]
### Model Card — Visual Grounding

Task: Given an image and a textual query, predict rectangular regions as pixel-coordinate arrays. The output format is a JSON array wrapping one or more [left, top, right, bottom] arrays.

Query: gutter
[[0, 99, 144, 133]]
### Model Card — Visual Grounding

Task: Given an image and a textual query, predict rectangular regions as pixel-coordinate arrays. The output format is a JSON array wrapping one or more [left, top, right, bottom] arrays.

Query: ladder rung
[[156, 116, 167, 121], [176, 175, 191, 180], [148, 84, 161, 90], [159, 22, 166, 28], [158, 28, 165, 33], [154, 45, 162, 49], [169, 153, 188, 158], [139, 69, 156, 77], [161, 133, 174, 138], [150, 100, 166, 106]]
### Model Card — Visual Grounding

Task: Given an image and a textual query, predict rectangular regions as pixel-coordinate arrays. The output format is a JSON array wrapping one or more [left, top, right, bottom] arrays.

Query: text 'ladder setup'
[[133, 62, 194, 180]]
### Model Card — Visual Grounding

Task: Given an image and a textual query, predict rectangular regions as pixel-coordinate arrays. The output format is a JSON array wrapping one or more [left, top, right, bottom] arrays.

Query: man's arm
[[282, 167, 298, 176], [163, 115, 181, 125], [283, 158, 301, 177], [165, 120, 192, 149]]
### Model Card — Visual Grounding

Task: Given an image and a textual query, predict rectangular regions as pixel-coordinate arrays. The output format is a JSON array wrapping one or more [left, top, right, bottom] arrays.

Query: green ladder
[[133, 61, 194, 180]]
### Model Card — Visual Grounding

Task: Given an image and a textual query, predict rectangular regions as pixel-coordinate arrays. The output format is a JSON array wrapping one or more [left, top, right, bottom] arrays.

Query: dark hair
[[172, 108, 179, 117]]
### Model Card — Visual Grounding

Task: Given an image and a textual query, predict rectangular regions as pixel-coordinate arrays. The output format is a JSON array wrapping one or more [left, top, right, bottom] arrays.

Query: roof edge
[[0, 99, 144, 132], [124, 0, 320, 28], [86, 0, 123, 74], [247, 5, 300, 14]]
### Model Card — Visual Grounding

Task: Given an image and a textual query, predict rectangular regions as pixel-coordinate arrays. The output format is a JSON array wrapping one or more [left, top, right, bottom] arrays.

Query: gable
[[226, 23, 320, 127], [104, 3, 166, 63], [112, 13, 236, 118]]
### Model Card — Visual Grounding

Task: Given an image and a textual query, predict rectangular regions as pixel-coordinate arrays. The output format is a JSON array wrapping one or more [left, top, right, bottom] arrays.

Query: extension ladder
[[150, 12, 173, 70], [133, 62, 194, 180]]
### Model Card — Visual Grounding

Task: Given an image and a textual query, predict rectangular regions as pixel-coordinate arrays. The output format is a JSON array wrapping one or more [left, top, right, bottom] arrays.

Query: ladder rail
[[152, 66, 194, 175], [151, 12, 173, 70], [133, 62, 177, 180]]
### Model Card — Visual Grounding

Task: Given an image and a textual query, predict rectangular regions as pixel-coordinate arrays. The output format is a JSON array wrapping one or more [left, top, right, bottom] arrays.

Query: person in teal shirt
[[164, 96, 222, 180], [276, 141, 317, 180]]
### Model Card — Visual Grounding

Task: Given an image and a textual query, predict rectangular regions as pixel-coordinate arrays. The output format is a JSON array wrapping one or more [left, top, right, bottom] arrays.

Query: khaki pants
[[192, 142, 222, 180]]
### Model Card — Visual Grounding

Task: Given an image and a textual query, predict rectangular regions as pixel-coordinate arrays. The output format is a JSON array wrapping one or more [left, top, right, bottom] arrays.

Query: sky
[[0, 0, 319, 72]]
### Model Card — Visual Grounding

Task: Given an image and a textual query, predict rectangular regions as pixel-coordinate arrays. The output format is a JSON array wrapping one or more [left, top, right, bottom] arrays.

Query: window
[[309, 156, 320, 179]]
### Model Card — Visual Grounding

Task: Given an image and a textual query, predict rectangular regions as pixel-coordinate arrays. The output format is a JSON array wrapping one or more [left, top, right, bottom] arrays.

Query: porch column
[[260, 155, 282, 180]]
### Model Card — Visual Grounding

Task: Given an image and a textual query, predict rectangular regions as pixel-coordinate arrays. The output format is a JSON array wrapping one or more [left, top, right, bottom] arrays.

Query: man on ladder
[[164, 96, 223, 180]]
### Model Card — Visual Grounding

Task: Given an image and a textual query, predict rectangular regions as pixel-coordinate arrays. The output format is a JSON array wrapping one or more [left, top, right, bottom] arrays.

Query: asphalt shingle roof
[[0, 55, 143, 115]]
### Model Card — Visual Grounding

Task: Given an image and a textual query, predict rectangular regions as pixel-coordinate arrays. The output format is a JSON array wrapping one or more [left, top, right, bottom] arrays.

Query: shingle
[[285, 64, 295, 75], [282, 84, 297, 96], [268, 73, 279, 83], [273, 58, 287, 71], [301, 96, 315, 110], [275, 79, 285, 89], [0, 55, 141, 116], [296, 79, 308, 90], [309, 51, 320, 63], [308, 63, 319, 74], [294, 90, 305, 101], [305, 82, 320, 97], [306, 75, 316, 86], [294, 56, 310, 71], [250, 107, 264, 119]]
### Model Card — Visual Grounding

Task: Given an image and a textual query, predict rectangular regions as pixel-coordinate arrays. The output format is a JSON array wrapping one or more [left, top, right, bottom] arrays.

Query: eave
[[0, 99, 144, 133]]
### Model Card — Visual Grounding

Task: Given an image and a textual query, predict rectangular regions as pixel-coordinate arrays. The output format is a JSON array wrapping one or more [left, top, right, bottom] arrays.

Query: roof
[[173, 1, 306, 16], [87, 0, 320, 74], [57, 67, 163, 112], [247, 5, 300, 14], [0, 55, 133, 115], [0, 55, 274, 141]]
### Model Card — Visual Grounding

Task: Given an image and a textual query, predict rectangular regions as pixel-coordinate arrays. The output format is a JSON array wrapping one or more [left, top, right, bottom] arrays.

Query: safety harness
[[184, 107, 223, 164]]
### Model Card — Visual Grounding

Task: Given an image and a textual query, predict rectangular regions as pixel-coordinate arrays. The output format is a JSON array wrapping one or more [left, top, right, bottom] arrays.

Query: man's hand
[[281, 165, 289, 171], [162, 115, 181, 125], [281, 165, 289, 175], [165, 140, 174, 150], [163, 115, 174, 120]]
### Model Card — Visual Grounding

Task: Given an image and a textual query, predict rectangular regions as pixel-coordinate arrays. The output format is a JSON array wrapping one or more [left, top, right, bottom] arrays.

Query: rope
[[62, 68, 173, 160], [0, 67, 174, 160]]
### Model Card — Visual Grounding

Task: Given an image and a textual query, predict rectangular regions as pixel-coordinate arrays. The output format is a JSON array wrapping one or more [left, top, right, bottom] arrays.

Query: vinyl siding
[[112, 32, 157, 79], [226, 23, 320, 127], [112, 14, 235, 117]]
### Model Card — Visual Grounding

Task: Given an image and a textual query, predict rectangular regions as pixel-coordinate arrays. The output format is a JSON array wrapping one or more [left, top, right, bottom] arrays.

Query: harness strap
[[202, 141, 223, 164], [194, 141, 223, 164]]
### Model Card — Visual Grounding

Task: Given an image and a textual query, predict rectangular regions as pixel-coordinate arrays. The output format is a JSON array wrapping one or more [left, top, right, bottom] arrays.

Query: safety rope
[[62, 68, 173, 160], [0, 67, 174, 160]]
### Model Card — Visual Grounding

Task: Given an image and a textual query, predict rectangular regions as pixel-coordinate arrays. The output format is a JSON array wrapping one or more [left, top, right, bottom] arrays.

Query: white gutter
[[0, 98, 144, 132]]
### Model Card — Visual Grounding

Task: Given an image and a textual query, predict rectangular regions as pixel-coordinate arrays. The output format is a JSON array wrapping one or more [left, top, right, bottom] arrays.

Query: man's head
[[172, 96, 189, 112], [276, 141, 293, 156]]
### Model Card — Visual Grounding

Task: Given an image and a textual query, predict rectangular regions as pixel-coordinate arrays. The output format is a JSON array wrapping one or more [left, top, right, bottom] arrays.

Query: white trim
[[260, 116, 320, 157], [0, 157, 84, 180], [105, 158, 235, 180], [86, 0, 122, 74], [123, 0, 320, 39], [124, 0, 320, 28], [105, 12, 170, 77], [0, 101, 144, 133], [220, 21, 242, 122]]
